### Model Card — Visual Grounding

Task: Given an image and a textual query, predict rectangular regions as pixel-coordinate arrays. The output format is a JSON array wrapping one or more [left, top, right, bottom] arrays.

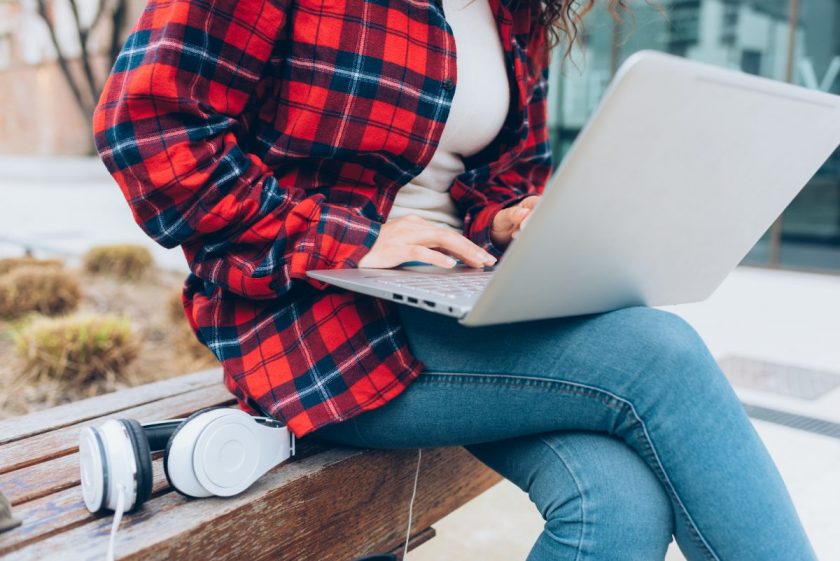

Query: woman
[[93, 0, 817, 558]]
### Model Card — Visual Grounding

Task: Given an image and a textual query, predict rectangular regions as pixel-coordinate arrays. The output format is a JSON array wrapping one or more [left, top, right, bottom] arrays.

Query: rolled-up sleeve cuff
[[295, 204, 382, 288]]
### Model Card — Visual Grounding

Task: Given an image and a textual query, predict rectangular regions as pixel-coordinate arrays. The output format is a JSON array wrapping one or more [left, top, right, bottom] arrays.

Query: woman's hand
[[490, 195, 541, 249], [358, 214, 497, 269]]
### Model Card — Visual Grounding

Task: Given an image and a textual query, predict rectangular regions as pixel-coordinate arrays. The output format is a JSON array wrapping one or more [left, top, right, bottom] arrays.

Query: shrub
[[168, 289, 186, 323], [15, 314, 139, 385], [83, 245, 153, 280], [173, 324, 217, 363], [0, 257, 63, 276], [167, 289, 217, 364], [0, 266, 82, 318]]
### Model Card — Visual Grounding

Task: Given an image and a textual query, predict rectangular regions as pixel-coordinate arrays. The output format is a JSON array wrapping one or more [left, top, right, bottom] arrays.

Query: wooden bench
[[0, 369, 501, 560]]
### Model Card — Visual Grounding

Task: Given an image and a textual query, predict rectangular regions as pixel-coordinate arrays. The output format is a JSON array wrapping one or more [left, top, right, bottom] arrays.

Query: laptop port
[[423, 300, 436, 308], [393, 294, 403, 301], [407, 297, 418, 304]]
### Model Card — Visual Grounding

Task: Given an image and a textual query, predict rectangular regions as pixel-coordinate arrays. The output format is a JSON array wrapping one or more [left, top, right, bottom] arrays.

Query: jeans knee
[[534, 433, 674, 559], [608, 307, 705, 355], [602, 307, 725, 390]]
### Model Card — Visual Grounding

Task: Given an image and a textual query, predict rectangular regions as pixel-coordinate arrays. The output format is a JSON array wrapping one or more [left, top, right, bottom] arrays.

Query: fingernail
[[511, 231, 519, 239], [446, 257, 457, 267], [517, 207, 528, 215]]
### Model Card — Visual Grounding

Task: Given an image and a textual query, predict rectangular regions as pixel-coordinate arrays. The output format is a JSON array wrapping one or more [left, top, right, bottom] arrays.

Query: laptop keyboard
[[367, 271, 493, 299]]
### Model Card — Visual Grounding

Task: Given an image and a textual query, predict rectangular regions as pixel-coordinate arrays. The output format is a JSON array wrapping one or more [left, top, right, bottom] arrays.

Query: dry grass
[[174, 324, 217, 361], [0, 259, 218, 418], [0, 256, 64, 275], [83, 244, 154, 280], [0, 265, 82, 318], [167, 287, 215, 361], [15, 314, 139, 386], [168, 288, 186, 323]]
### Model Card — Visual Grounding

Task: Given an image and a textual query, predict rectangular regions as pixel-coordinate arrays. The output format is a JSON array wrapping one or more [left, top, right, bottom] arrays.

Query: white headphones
[[78, 407, 295, 513]]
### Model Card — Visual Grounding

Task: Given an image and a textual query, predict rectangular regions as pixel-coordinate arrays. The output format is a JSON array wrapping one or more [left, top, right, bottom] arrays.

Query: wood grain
[[1, 370, 501, 560], [3, 446, 501, 561], [389, 527, 436, 559], [0, 443, 330, 554], [0, 461, 171, 555], [0, 369, 221, 445], [1, 453, 79, 506], [0, 384, 233, 475]]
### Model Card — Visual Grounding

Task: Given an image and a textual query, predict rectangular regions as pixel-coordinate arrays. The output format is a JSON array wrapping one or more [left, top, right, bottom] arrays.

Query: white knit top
[[387, 0, 510, 231]]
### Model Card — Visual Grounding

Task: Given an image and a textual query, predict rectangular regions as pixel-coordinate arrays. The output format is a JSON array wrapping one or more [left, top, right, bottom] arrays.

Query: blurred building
[[0, 0, 143, 155], [1, 0, 838, 276], [548, 0, 840, 274]]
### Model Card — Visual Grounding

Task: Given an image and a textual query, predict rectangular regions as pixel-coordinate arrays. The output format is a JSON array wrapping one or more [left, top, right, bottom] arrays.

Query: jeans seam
[[416, 373, 629, 413], [419, 370, 720, 561], [536, 435, 586, 561]]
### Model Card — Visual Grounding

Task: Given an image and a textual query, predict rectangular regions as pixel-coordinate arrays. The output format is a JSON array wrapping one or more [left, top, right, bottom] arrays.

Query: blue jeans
[[313, 305, 817, 561]]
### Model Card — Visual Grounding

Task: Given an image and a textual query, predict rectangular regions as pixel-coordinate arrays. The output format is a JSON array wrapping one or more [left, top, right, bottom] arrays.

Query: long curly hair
[[536, 0, 630, 56]]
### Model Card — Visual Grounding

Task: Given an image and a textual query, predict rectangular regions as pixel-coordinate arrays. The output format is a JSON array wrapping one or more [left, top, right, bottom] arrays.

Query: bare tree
[[35, 0, 128, 123]]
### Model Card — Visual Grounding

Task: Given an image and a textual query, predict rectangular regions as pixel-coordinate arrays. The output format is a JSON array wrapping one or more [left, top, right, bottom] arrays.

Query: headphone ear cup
[[192, 409, 292, 497], [119, 419, 153, 510], [163, 407, 224, 498], [79, 426, 109, 513]]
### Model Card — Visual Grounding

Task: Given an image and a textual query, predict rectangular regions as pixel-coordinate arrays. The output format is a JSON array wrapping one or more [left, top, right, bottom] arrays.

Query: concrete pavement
[[0, 156, 188, 272]]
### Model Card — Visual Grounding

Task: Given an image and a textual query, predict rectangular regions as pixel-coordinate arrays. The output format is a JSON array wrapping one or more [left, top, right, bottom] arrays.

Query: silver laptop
[[307, 51, 840, 327]]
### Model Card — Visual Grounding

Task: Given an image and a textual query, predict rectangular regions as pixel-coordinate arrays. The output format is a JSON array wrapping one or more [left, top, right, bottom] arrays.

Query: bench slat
[[0, 369, 222, 445], [2, 446, 500, 561], [1, 453, 78, 506], [389, 527, 436, 559], [0, 385, 234, 482], [0, 461, 170, 555], [0, 444, 329, 554]]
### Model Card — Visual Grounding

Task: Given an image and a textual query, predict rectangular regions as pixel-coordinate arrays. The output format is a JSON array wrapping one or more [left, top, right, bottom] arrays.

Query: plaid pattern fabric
[[93, 0, 553, 436]]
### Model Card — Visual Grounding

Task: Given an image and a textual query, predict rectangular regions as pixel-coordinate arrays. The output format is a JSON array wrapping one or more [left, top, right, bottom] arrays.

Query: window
[[775, 0, 840, 271], [546, 0, 840, 274]]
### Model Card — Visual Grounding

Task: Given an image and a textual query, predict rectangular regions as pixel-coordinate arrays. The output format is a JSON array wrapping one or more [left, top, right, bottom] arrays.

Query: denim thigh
[[313, 304, 814, 561]]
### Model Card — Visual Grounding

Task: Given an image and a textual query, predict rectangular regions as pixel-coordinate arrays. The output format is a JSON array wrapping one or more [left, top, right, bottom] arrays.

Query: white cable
[[106, 485, 126, 561], [402, 449, 422, 560]]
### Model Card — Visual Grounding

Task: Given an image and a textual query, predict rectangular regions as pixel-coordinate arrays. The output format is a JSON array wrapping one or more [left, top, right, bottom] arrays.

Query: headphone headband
[[142, 420, 182, 452], [142, 415, 282, 452]]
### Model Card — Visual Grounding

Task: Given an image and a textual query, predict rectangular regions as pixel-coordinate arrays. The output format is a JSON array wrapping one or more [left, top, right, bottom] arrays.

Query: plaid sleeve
[[450, 63, 553, 258], [92, 0, 380, 299]]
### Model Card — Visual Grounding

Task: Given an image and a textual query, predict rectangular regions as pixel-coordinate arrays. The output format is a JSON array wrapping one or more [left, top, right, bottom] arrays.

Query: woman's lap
[[313, 305, 815, 561]]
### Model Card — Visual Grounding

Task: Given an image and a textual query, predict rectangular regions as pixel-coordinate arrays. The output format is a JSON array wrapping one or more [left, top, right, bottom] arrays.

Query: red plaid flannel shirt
[[94, 0, 553, 437]]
